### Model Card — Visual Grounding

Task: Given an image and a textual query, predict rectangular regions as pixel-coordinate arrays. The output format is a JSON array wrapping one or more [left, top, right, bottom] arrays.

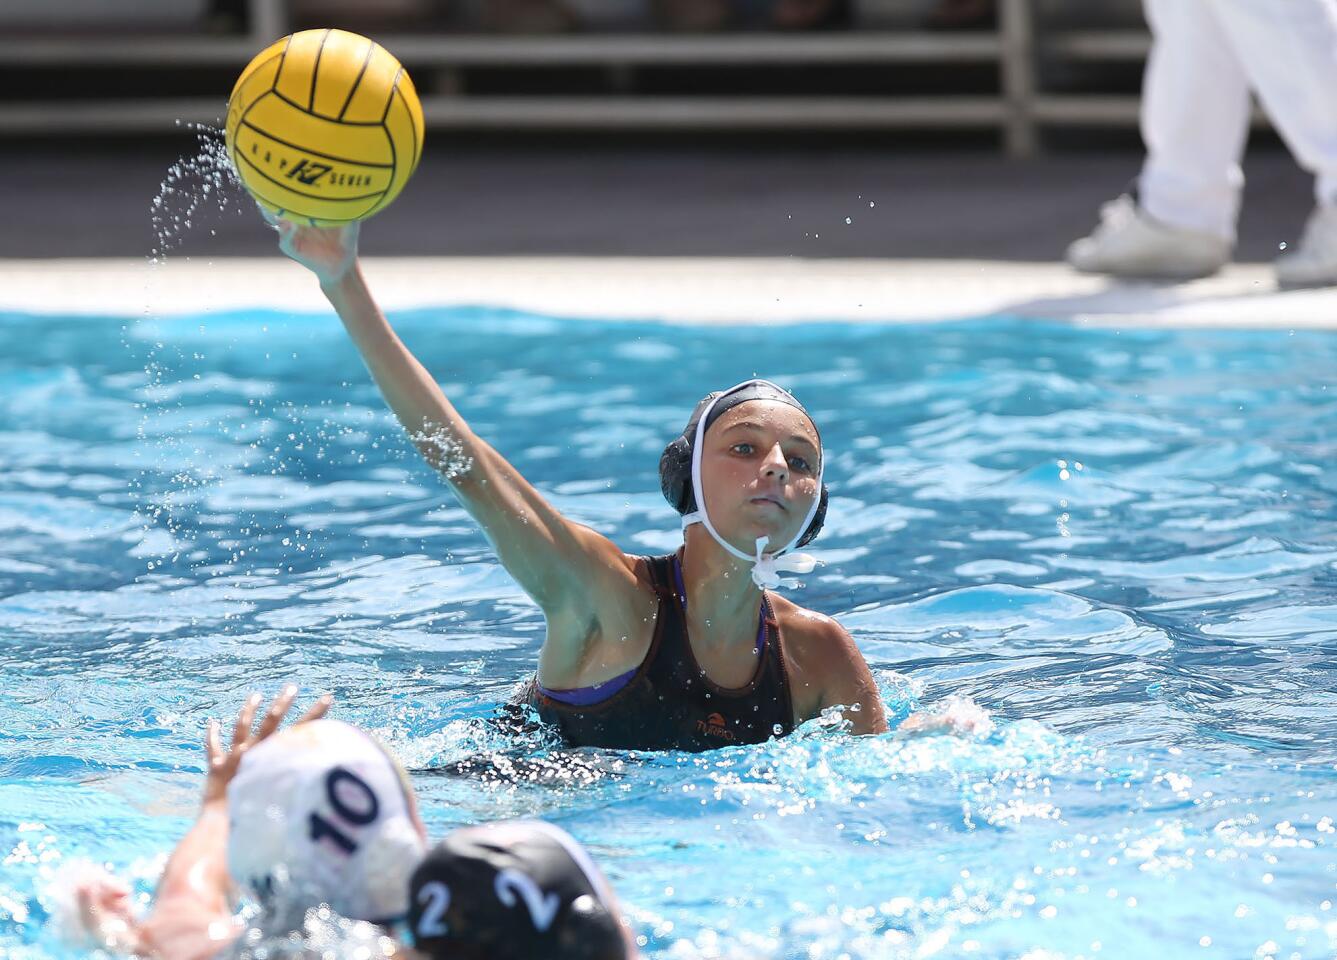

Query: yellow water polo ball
[[225, 29, 424, 226]]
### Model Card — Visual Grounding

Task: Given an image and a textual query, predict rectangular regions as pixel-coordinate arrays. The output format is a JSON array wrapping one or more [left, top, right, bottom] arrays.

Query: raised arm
[[273, 221, 634, 634], [75, 689, 330, 960]]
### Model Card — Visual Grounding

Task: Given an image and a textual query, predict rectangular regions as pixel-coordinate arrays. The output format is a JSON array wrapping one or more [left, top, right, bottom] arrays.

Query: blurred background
[[0, 0, 1313, 261]]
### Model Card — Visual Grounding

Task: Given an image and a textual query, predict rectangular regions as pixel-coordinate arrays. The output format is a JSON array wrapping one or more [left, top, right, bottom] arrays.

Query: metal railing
[[0, 0, 1175, 155]]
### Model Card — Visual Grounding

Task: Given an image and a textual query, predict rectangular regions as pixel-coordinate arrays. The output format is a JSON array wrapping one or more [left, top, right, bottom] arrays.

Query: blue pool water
[[2, 308, 1336, 959]]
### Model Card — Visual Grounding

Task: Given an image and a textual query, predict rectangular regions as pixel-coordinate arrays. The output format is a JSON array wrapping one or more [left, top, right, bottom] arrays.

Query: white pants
[[1139, 0, 1337, 241]]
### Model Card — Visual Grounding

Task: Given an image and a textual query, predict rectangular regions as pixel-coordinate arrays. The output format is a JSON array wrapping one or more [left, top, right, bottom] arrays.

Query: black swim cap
[[659, 380, 828, 547], [407, 820, 627, 960]]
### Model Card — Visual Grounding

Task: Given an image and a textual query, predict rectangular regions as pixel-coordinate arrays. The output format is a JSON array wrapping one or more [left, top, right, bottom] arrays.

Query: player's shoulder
[[769, 592, 846, 635], [769, 593, 857, 667]]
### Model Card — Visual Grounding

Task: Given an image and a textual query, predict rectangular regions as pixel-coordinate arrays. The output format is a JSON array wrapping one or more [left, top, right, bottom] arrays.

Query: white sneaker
[[1066, 194, 1231, 280], [1275, 205, 1337, 288]]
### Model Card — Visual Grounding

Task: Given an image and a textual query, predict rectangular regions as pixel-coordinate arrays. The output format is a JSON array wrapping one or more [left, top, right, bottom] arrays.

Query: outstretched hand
[[262, 205, 360, 288], [894, 696, 993, 739], [200, 686, 331, 808], [72, 870, 144, 955]]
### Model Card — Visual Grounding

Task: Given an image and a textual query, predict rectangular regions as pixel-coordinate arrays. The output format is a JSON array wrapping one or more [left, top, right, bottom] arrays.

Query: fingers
[[297, 692, 333, 724], [74, 875, 136, 950], [74, 884, 103, 943], [275, 221, 300, 261], [257, 203, 285, 229], [83, 874, 131, 904], [254, 684, 298, 742], [232, 692, 262, 749], [218, 688, 327, 759], [205, 717, 223, 766]]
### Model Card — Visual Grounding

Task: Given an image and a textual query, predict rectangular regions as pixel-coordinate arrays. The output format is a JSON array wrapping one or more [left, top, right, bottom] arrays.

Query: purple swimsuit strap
[[536, 664, 639, 706]]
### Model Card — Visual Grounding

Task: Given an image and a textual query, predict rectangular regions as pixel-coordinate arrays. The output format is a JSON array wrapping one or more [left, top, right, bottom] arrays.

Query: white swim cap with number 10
[[225, 719, 427, 929]]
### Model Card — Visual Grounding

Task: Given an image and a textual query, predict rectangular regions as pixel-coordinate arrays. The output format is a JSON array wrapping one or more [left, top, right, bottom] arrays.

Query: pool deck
[[2, 140, 1335, 327], [4, 256, 1336, 327]]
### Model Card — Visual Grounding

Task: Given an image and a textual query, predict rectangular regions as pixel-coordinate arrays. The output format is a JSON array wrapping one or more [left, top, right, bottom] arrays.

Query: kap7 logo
[[286, 158, 333, 186]]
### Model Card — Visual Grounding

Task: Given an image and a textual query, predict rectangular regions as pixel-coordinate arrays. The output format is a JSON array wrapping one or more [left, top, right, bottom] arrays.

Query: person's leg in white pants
[[1070, 0, 1337, 280], [1067, 0, 1242, 278], [1138, 0, 1252, 244], [1213, 0, 1337, 216], [1213, 0, 1337, 283]]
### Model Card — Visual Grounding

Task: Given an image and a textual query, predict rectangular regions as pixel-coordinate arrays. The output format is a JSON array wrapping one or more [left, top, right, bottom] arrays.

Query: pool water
[[1, 308, 1336, 959]]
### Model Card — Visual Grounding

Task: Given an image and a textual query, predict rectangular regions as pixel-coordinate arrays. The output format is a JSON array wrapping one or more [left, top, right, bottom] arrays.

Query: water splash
[[149, 122, 247, 261], [408, 424, 475, 481], [130, 122, 255, 584]]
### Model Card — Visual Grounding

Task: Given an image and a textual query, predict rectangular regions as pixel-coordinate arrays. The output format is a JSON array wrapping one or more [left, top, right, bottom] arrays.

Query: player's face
[[697, 400, 821, 552]]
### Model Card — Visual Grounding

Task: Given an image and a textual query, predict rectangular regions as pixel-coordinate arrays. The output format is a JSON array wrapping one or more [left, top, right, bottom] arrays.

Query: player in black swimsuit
[[272, 220, 890, 751], [525, 548, 794, 751]]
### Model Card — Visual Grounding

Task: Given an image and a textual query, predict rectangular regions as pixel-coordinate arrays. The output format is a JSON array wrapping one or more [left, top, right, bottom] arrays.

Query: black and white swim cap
[[408, 820, 628, 960]]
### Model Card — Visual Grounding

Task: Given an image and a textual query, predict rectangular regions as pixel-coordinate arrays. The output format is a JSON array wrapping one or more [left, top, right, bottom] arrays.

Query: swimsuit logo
[[286, 158, 333, 185], [696, 711, 735, 741]]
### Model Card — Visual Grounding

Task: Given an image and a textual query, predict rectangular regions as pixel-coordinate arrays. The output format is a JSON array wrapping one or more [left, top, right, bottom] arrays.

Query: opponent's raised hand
[[200, 686, 332, 807]]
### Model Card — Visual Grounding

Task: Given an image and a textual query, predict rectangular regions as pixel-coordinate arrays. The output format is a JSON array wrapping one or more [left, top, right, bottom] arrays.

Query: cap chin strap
[[680, 379, 821, 590]]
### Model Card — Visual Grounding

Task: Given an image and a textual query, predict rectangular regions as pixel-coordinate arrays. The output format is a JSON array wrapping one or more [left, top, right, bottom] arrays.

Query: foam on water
[[2, 305, 1336, 959]]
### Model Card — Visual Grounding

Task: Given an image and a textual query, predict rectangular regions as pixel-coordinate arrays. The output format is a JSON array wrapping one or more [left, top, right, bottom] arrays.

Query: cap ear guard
[[795, 485, 828, 548], [658, 392, 719, 514], [658, 436, 695, 514]]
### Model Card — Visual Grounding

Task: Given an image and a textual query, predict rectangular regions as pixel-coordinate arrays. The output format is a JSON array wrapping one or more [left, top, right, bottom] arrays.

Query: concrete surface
[[5, 256, 1334, 328], [3, 137, 1333, 327], [0, 138, 1317, 262]]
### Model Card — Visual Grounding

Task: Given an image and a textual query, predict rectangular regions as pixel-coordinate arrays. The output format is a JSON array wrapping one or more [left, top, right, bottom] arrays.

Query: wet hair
[[659, 380, 828, 548]]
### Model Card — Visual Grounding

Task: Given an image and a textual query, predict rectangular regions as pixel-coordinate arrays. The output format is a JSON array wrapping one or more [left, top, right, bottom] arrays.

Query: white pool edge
[[2, 257, 1335, 329]]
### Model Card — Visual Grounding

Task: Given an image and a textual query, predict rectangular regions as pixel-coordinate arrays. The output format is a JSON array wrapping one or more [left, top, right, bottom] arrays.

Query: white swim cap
[[226, 719, 427, 929]]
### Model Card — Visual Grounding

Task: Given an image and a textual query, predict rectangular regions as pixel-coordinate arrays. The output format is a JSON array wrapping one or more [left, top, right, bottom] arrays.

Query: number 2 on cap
[[495, 868, 561, 932], [416, 881, 451, 937], [308, 766, 380, 854]]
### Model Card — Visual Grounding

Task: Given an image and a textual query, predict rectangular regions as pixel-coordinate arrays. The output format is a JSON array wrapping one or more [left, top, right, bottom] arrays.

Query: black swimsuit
[[520, 552, 796, 752]]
